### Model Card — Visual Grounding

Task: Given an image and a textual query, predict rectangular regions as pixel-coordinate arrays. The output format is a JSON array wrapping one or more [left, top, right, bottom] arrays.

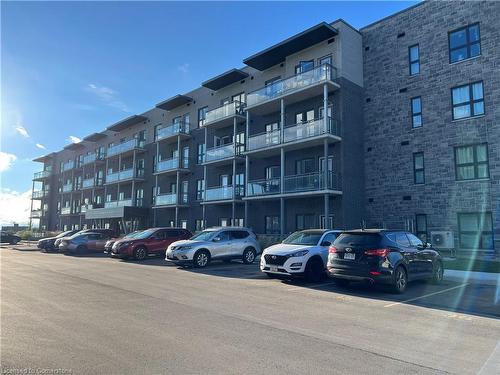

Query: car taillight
[[328, 246, 337, 254], [364, 248, 390, 257]]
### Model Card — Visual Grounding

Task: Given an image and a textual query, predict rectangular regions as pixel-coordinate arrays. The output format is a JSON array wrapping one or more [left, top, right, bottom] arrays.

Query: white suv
[[260, 229, 341, 282], [166, 227, 261, 268]]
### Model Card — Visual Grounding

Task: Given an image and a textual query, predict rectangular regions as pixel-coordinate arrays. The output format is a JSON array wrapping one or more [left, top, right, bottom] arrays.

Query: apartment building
[[30, 1, 499, 257]]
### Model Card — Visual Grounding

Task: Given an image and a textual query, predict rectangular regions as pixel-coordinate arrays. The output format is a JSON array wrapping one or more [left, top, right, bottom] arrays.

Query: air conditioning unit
[[430, 231, 455, 249]]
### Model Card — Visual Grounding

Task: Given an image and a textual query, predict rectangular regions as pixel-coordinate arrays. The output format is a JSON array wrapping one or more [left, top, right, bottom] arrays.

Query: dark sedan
[[0, 231, 21, 245], [327, 229, 443, 293], [38, 230, 79, 252]]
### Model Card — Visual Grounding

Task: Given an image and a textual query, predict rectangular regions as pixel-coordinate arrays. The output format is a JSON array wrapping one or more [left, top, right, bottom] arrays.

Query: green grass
[[444, 258, 500, 273]]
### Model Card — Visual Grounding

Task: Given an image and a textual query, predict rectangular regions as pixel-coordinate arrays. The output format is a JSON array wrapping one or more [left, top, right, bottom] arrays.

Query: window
[[451, 82, 484, 120], [219, 219, 230, 227], [395, 233, 411, 247], [195, 220, 205, 232], [319, 55, 332, 66], [415, 214, 428, 242], [265, 216, 280, 234], [295, 60, 314, 74], [233, 218, 244, 227], [407, 233, 423, 248], [231, 92, 246, 104], [230, 230, 249, 239], [197, 143, 206, 164], [449, 24, 481, 63], [136, 188, 144, 207], [182, 181, 188, 204], [454, 144, 489, 180], [196, 179, 205, 200], [411, 97, 422, 128], [295, 109, 314, 124], [180, 221, 188, 230], [413, 152, 425, 184], [296, 158, 314, 174], [321, 232, 337, 246], [409, 44, 420, 75], [296, 214, 316, 230], [198, 106, 208, 127], [458, 212, 493, 249]]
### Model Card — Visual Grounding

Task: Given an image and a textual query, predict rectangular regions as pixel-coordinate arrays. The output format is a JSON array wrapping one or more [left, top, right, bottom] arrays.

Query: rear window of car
[[230, 230, 250, 239], [334, 233, 381, 247]]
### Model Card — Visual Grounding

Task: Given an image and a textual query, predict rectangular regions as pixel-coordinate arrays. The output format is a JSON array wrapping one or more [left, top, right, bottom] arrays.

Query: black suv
[[327, 229, 443, 293], [0, 231, 21, 245]]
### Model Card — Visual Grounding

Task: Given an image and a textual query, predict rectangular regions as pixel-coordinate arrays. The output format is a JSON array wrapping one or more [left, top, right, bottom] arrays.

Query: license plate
[[270, 266, 278, 272], [344, 253, 355, 260]]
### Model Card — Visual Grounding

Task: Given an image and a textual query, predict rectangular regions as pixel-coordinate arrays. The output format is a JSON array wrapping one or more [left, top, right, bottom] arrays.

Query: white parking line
[[384, 283, 469, 308], [478, 341, 500, 375], [286, 281, 338, 291]]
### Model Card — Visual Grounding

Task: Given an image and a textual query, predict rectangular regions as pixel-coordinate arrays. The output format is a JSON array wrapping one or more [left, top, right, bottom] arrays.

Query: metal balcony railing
[[32, 190, 49, 199], [80, 204, 94, 213], [247, 64, 337, 107], [204, 101, 245, 125], [107, 139, 145, 157], [247, 130, 281, 151], [61, 160, 75, 172], [283, 118, 339, 142], [82, 153, 105, 165], [82, 178, 95, 189], [104, 199, 133, 208], [31, 209, 43, 218], [156, 157, 179, 173], [283, 172, 340, 193], [205, 143, 241, 163], [33, 170, 51, 179], [62, 184, 73, 193], [61, 207, 72, 215], [106, 168, 143, 183], [204, 185, 244, 201], [246, 178, 281, 197], [154, 193, 177, 206], [155, 122, 190, 141]]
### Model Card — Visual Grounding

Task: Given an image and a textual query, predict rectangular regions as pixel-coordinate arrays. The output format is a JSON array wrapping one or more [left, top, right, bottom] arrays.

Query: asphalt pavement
[[1, 246, 499, 374]]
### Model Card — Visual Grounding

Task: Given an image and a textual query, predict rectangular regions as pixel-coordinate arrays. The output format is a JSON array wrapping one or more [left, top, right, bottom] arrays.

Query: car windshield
[[282, 232, 322, 246], [190, 230, 216, 241], [124, 231, 142, 239], [57, 231, 73, 238], [133, 229, 156, 239]]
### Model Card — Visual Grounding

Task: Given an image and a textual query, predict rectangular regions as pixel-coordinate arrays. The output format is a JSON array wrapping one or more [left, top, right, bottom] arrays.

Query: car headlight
[[177, 246, 193, 251], [288, 250, 309, 258], [118, 242, 130, 248]]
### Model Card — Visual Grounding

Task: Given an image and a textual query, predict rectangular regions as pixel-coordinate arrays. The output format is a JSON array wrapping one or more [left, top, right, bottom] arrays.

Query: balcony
[[82, 153, 105, 166], [80, 204, 94, 213], [30, 209, 43, 218], [155, 122, 190, 141], [246, 118, 340, 155], [154, 193, 177, 206], [32, 190, 49, 199], [105, 168, 144, 184], [246, 64, 339, 114], [33, 170, 51, 180], [107, 139, 145, 157], [62, 184, 73, 193], [82, 178, 95, 189], [246, 178, 281, 197], [61, 160, 75, 172], [204, 143, 243, 165], [204, 101, 245, 128], [203, 185, 244, 203], [154, 157, 189, 174], [60, 207, 72, 215], [104, 199, 133, 208], [244, 172, 341, 200]]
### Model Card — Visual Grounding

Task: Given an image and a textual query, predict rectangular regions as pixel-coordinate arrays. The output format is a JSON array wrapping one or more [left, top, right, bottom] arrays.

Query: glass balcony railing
[[104, 199, 133, 208], [154, 193, 177, 206], [204, 101, 245, 125], [61, 207, 71, 215], [80, 204, 94, 213], [106, 168, 143, 183], [247, 130, 281, 151], [246, 178, 281, 197], [82, 178, 95, 189], [62, 184, 73, 193], [155, 158, 179, 173], [61, 161, 75, 172], [155, 122, 190, 141], [107, 139, 145, 157], [82, 153, 105, 165], [205, 143, 239, 163], [247, 64, 337, 107], [284, 118, 339, 143], [32, 190, 49, 199], [31, 209, 43, 218], [33, 170, 51, 179], [283, 172, 340, 193], [204, 185, 244, 201]]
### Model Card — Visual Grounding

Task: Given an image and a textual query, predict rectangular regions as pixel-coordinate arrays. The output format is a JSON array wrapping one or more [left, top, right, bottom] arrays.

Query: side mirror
[[213, 236, 221, 242], [321, 241, 331, 247]]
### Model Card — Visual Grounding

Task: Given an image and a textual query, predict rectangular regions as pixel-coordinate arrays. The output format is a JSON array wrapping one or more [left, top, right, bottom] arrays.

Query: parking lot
[[2, 245, 499, 374]]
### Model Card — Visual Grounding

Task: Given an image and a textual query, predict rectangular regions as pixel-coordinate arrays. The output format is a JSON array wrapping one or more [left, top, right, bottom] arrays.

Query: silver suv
[[165, 227, 261, 267]]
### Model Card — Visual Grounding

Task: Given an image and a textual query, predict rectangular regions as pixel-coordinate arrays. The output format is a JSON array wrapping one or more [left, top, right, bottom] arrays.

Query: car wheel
[[333, 278, 350, 287], [193, 250, 210, 268], [304, 258, 324, 283], [242, 248, 256, 264], [431, 261, 444, 284], [134, 246, 148, 261], [392, 266, 407, 294]]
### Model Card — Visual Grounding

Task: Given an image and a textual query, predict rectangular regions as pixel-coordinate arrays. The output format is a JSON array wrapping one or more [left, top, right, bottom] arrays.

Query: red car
[[110, 227, 192, 260]]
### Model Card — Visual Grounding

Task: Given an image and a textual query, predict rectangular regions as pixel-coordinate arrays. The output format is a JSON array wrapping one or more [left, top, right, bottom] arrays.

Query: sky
[[0, 0, 418, 225]]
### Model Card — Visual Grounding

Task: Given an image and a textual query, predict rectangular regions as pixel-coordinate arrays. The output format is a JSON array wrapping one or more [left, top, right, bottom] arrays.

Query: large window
[[451, 82, 484, 120], [449, 24, 481, 63], [458, 212, 494, 249], [296, 158, 314, 174], [411, 97, 422, 128], [454, 144, 489, 180], [196, 179, 205, 201], [198, 106, 208, 127], [415, 214, 428, 242], [296, 214, 316, 230], [408, 44, 420, 75], [265, 216, 280, 234], [197, 143, 206, 164], [413, 152, 425, 184]]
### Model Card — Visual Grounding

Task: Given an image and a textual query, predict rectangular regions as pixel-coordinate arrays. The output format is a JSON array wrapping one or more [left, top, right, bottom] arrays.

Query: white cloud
[[35, 143, 46, 150], [0, 151, 17, 172], [177, 63, 190, 74], [0, 189, 32, 226], [86, 83, 129, 112], [68, 136, 81, 144], [15, 125, 29, 138]]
